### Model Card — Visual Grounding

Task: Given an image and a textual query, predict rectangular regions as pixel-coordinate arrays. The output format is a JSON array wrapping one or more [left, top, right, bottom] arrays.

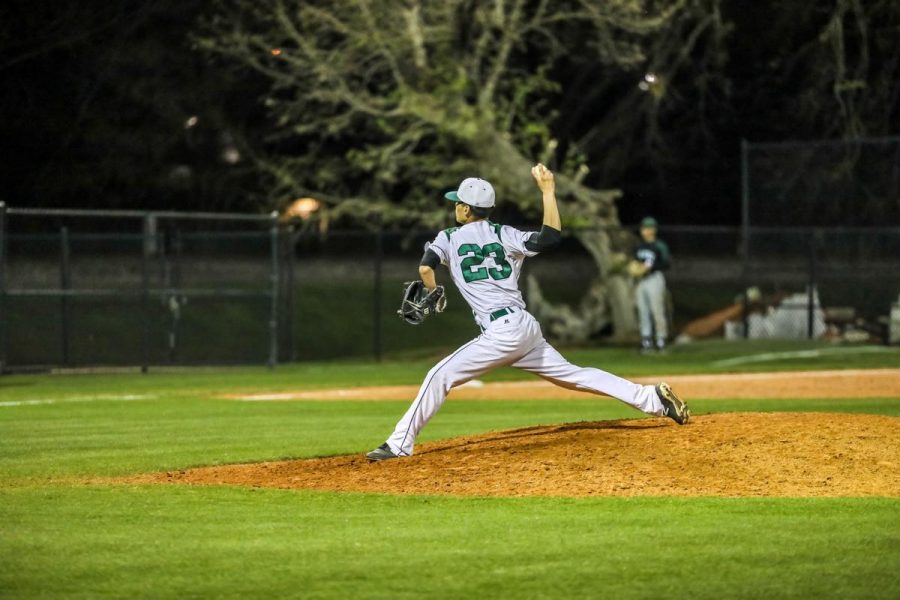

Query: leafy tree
[[199, 0, 727, 339]]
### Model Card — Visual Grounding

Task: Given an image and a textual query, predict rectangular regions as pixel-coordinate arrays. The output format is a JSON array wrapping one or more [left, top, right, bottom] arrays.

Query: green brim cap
[[444, 178, 495, 207], [640, 217, 658, 228]]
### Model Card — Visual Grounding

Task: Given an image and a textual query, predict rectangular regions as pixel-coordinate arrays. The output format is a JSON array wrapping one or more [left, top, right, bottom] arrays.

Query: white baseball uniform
[[385, 219, 666, 457]]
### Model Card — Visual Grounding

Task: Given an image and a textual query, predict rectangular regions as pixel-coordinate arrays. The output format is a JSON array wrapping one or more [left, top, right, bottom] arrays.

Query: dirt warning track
[[232, 368, 900, 402], [136, 412, 900, 498]]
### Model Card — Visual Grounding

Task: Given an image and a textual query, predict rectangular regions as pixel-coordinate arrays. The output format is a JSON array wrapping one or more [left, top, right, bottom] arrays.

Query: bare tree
[[198, 0, 725, 340]]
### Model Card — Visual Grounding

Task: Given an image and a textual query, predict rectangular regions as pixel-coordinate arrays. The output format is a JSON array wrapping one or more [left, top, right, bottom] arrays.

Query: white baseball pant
[[637, 271, 668, 343], [386, 309, 665, 456]]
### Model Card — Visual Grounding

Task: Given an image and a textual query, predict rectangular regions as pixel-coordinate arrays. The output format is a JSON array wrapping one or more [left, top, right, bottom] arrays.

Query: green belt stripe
[[489, 307, 514, 321]]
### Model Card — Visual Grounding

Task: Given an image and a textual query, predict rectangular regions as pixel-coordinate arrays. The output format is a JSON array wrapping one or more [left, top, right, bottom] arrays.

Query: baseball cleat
[[655, 382, 691, 425], [366, 443, 399, 461]]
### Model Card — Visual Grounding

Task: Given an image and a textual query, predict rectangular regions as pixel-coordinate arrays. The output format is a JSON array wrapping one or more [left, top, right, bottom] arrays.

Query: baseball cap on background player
[[640, 216, 659, 229], [444, 177, 496, 208]]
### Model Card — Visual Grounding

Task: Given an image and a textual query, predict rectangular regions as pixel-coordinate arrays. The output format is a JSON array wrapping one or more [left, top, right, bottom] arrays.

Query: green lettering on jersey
[[457, 242, 512, 283], [483, 242, 512, 280]]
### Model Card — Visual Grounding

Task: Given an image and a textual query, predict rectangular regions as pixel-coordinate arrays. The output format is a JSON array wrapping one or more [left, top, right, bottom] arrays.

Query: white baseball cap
[[444, 177, 495, 208]]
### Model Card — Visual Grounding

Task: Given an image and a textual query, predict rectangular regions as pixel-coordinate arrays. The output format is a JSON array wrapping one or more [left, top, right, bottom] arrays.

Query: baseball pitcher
[[629, 216, 672, 353], [367, 165, 690, 461]]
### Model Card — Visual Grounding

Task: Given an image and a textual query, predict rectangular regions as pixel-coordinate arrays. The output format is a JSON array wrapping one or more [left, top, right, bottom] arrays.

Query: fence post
[[141, 214, 151, 374], [0, 202, 7, 374], [60, 227, 71, 365], [807, 230, 817, 339], [741, 139, 751, 256], [167, 229, 183, 363], [740, 139, 751, 339], [373, 223, 384, 362], [286, 225, 297, 362], [268, 212, 279, 369]]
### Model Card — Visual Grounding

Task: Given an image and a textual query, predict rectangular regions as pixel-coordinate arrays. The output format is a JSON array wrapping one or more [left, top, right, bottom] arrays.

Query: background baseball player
[[629, 217, 672, 353], [367, 165, 690, 461]]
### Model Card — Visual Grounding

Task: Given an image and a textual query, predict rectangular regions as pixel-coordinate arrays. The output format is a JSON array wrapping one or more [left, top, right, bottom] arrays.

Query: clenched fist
[[531, 163, 555, 194]]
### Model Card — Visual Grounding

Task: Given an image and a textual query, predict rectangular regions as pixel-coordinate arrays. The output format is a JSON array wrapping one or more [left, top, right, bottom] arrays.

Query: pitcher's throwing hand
[[531, 163, 555, 192]]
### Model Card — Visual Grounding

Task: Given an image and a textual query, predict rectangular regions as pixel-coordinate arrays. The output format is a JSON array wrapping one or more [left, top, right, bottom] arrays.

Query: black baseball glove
[[397, 281, 447, 325]]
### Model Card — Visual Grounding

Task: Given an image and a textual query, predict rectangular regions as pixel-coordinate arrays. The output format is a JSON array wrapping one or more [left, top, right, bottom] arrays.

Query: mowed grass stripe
[[1, 340, 898, 403], [2, 397, 900, 484], [1, 486, 897, 599]]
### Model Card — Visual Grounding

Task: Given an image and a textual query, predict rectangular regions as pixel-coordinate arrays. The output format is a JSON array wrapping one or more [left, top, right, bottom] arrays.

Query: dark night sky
[[1, 1, 897, 226]]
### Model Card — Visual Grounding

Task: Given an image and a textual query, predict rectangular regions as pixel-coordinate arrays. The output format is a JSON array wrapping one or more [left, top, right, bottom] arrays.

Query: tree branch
[[478, 0, 525, 109], [354, 0, 408, 88], [402, 0, 428, 71]]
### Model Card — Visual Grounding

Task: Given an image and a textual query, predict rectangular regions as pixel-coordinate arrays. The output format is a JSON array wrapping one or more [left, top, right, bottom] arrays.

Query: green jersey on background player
[[630, 216, 671, 353]]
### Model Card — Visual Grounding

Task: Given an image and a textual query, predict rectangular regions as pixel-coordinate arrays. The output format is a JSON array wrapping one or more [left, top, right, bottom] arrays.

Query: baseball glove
[[397, 281, 447, 325], [627, 260, 648, 278]]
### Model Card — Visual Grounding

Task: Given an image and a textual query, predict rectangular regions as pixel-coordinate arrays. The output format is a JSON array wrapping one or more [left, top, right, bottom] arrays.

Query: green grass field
[[1, 341, 899, 598]]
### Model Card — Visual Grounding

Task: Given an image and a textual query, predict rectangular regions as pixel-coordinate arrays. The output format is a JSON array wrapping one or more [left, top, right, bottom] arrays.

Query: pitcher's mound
[[140, 413, 900, 497]]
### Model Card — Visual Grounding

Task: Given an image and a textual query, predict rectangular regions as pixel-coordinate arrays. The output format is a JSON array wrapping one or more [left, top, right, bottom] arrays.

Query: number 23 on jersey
[[458, 243, 512, 283]]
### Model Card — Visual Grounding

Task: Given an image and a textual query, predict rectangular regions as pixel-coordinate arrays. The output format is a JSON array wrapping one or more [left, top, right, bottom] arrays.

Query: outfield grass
[[1, 341, 898, 598], [2, 487, 897, 599], [2, 339, 899, 402], [3, 395, 900, 485]]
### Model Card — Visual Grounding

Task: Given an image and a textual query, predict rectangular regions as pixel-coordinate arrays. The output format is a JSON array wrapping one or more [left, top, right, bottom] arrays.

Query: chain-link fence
[[738, 136, 900, 339], [2, 204, 898, 372], [0, 206, 279, 372], [741, 136, 900, 228], [284, 225, 899, 357]]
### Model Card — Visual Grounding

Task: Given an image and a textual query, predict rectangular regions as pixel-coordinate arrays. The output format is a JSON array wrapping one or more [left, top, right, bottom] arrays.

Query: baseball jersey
[[427, 220, 538, 327], [634, 239, 671, 274]]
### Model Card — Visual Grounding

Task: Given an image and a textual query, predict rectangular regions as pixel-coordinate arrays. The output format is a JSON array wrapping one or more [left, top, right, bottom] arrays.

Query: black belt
[[489, 307, 516, 321]]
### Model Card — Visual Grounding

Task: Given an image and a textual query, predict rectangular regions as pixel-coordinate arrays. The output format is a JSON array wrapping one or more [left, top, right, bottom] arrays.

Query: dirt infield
[[136, 412, 900, 498], [232, 368, 900, 402]]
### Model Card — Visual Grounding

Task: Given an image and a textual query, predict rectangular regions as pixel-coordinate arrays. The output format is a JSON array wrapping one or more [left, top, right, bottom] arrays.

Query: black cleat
[[656, 382, 691, 425], [366, 443, 399, 461]]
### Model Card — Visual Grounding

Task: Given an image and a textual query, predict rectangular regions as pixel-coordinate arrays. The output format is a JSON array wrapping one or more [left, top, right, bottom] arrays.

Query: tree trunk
[[574, 229, 637, 340]]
